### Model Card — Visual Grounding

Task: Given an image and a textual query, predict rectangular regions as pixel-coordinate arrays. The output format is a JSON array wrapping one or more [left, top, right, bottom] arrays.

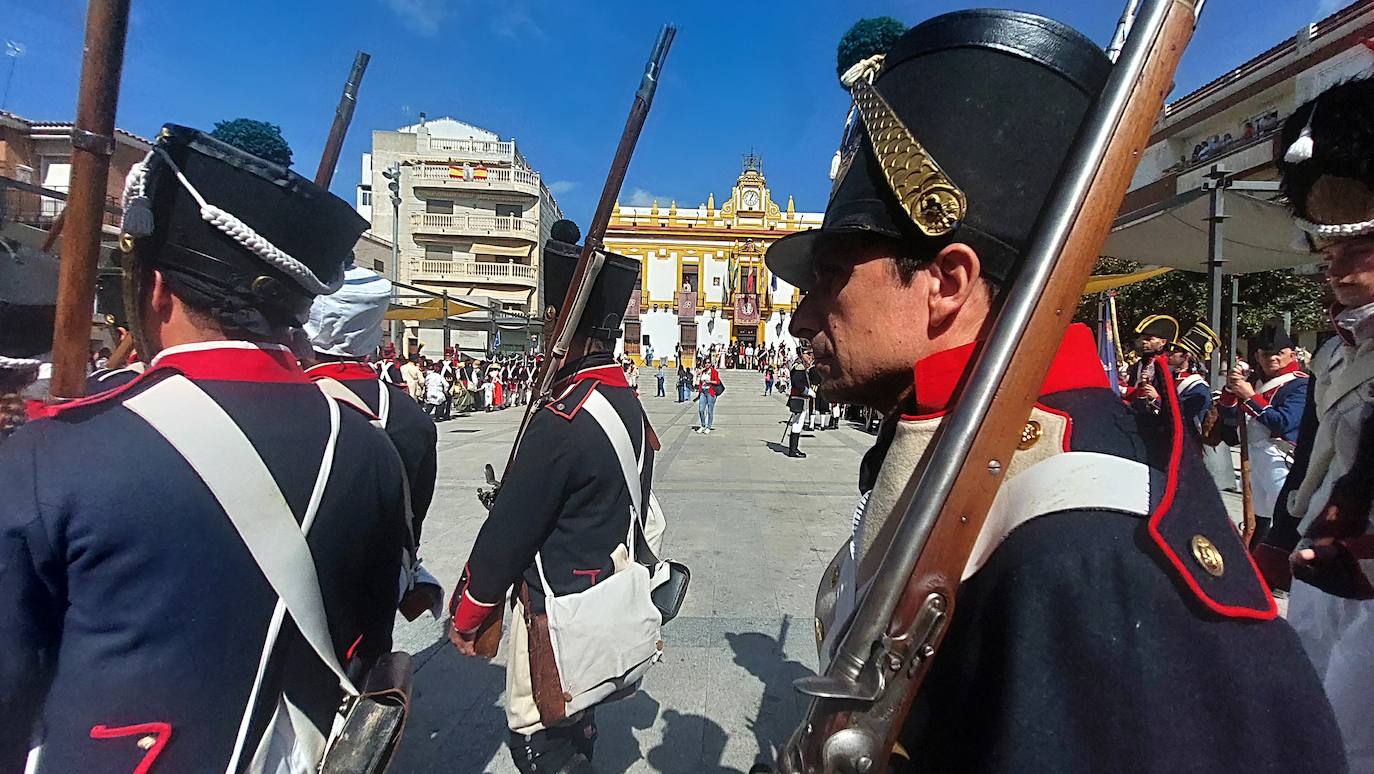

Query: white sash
[[1254, 370, 1299, 397]]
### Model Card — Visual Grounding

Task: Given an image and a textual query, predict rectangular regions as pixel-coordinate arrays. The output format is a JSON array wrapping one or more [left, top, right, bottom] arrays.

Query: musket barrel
[[315, 50, 371, 188]]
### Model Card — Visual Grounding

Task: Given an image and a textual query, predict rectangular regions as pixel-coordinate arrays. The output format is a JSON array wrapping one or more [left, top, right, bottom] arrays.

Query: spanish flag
[[471, 165, 488, 180]]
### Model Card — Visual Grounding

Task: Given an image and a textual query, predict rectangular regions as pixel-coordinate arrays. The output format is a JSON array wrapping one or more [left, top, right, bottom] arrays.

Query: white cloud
[[490, 1, 544, 38], [1314, 0, 1343, 19], [380, 0, 451, 36], [625, 187, 670, 207], [547, 180, 577, 195]]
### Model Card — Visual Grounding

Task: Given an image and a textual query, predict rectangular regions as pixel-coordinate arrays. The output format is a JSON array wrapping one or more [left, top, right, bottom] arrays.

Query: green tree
[[836, 17, 907, 82], [1074, 257, 1329, 340], [210, 118, 293, 166]]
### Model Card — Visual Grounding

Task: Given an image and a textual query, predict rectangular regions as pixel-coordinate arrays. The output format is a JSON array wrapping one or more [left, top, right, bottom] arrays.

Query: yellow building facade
[[605, 156, 823, 365]]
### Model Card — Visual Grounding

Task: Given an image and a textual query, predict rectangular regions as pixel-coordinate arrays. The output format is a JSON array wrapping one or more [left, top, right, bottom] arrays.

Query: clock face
[[743, 190, 760, 210]]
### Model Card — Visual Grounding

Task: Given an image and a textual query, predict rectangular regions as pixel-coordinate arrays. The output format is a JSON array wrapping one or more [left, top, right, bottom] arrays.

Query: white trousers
[[1289, 580, 1374, 772]]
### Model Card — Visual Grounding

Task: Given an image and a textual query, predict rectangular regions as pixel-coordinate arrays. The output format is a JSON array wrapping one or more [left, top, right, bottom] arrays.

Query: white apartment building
[[1123, 1, 1373, 212], [356, 116, 562, 353]]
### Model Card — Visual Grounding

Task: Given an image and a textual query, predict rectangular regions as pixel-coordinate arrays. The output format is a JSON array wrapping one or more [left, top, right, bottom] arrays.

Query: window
[[680, 322, 697, 349], [360, 189, 372, 206], [424, 245, 453, 261], [373, 259, 385, 272], [426, 198, 454, 214], [623, 321, 641, 355], [494, 204, 521, 218], [681, 264, 698, 293]]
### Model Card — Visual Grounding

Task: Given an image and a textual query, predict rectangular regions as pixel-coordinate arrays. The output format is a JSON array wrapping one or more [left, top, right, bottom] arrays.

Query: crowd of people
[[377, 346, 538, 421]]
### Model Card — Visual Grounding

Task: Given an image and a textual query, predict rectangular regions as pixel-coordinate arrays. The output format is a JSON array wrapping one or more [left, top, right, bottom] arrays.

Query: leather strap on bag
[[521, 583, 569, 725]]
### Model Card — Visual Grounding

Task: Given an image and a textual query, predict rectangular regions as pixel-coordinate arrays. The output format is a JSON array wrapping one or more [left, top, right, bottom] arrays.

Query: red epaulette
[[545, 379, 598, 420]]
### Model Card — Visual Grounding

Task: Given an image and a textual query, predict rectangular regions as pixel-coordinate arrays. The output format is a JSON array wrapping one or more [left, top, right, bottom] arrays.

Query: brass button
[[1190, 535, 1225, 577], [118, 232, 136, 253], [556, 403, 565, 411], [562, 691, 573, 702], [814, 617, 825, 643], [137, 735, 156, 751], [1017, 420, 1043, 450]]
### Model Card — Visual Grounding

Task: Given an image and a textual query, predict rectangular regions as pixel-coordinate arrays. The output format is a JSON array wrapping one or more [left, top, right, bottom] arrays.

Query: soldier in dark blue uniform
[[0, 125, 409, 772], [765, 11, 1342, 772], [448, 220, 653, 774]]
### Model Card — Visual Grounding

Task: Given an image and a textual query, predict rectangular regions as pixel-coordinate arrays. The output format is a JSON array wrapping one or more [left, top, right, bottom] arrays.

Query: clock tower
[[730, 151, 774, 218]]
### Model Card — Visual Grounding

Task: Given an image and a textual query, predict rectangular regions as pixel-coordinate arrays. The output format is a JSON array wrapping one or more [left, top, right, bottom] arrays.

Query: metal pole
[[1205, 165, 1228, 390], [389, 162, 401, 350], [1227, 275, 1241, 371], [442, 290, 450, 351]]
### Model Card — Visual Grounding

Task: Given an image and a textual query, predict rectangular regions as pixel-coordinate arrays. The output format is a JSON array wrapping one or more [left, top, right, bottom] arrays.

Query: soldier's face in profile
[[791, 235, 987, 408], [1323, 235, 1374, 308]]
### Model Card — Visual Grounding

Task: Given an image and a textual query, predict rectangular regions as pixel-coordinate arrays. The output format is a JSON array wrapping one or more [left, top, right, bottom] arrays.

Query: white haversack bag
[[532, 390, 670, 715]]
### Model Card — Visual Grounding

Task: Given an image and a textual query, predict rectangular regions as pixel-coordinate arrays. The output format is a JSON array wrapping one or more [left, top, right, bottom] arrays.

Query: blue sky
[[1, 0, 1350, 225]]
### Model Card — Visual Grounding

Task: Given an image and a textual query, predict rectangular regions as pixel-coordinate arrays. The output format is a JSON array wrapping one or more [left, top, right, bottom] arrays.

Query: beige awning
[[1083, 266, 1173, 294], [384, 296, 487, 321], [469, 242, 531, 258], [1103, 188, 1313, 275]]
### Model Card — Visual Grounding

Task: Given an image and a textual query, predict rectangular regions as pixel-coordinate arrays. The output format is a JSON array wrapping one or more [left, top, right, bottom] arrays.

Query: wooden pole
[[314, 51, 370, 188], [1238, 398, 1258, 545], [49, 0, 132, 401]]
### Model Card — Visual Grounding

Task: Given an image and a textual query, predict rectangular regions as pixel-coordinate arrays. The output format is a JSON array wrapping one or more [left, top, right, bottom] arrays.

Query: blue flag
[[493, 330, 502, 351], [1097, 296, 1122, 397]]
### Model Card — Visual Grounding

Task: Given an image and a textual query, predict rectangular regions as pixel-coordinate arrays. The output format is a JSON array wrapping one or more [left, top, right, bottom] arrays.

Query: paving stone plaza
[[390, 369, 869, 772]]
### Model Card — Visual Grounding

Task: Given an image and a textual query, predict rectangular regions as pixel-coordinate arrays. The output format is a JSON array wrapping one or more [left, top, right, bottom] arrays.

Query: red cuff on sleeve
[[452, 589, 498, 634], [1218, 391, 1239, 408], [1244, 393, 1269, 417]]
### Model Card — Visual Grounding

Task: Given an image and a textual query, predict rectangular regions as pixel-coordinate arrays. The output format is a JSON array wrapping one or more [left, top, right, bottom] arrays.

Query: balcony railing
[[409, 212, 539, 240], [420, 136, 516, 164], [410, 163, 540, 196], [409, 258, 537, 287]]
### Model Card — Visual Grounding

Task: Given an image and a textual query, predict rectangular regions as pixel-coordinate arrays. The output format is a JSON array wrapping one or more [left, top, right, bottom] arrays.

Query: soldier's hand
[[1137, 383, 1158, 402], [449, 621, 478, 656]]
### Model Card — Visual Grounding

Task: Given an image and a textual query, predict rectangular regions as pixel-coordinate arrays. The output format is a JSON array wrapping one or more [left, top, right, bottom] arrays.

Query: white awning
[[469, 242, 531, 258], [1103, 188, 1316, 275]]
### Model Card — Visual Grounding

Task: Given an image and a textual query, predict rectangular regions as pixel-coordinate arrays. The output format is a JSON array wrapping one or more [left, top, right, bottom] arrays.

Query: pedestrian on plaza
[[695, 361, 722, 433], [424, 363, 448, 419], [448, 220, 666, 774], [677, 361, 691, 402], [762, 15, 1340, 771], [1216, 320, 1309, 538], [763, 366, 775, 396], [401, 353, 425, 402], [655, 362, 666, 397], [783, 349, 813, 457], [1248, 77, 1374, 770], [0, 126, 411, 771]]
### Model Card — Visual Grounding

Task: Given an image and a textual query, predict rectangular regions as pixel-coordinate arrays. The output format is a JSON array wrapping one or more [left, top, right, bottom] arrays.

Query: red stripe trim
[[90, 722, 172, 774], [305, 361, 385, 382], [1146, 355, 1278, 621], [547, 382, 597, 419], [346, 632, 364, 661]]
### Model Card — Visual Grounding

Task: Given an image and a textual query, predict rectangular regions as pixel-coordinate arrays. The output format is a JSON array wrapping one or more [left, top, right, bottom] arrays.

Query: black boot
[[788, 432, 806, 458]]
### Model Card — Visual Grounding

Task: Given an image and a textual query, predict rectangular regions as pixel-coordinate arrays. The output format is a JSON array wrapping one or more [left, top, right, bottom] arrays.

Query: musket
[[778, 2, 1207, 771], [501, 24, 676, 475], [469, 25, 675, 659], [315, 51, 370, 188], [48, 0, 132, 401], [1236, 365, 1258, 545]]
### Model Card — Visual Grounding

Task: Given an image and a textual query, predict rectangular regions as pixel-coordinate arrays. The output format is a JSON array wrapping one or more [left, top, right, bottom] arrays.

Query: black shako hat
[[119, 124, 367, 332], [766, 10, 1112, 291], [1252, 318, 1296, 352], [542, 219, 640, 341], [1168, 320, 1220, 361], [1277, 77, 1374, 250], [0, 240, 59, 364]]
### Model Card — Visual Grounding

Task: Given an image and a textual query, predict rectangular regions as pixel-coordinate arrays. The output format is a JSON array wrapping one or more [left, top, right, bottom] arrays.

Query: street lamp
[[382, 162, 402, 347]]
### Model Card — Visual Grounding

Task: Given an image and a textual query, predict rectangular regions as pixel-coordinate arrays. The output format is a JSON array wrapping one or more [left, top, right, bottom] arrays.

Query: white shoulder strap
[[314, 377, 381, 429], [124, 375, 359, 697], [963, 451, 1152, 579], [377, 376, 391, 426], [533, 388, 645, 596], [582, 390, 643, 519]]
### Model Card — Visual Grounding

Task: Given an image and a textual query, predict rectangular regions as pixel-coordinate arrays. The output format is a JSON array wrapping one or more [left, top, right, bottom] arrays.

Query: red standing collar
[[911, 323, 1109, 417], [570, 363, 631, 389], [148, 342, 308, 384], [304, 360, 383, 382]]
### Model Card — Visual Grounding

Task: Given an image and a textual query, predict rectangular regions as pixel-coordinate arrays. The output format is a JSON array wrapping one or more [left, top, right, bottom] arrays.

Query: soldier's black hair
[[1278, 77, 1374, 221]]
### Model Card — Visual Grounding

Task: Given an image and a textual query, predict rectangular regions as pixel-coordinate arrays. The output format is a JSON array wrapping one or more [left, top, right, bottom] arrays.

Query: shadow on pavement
[[392, 633, 508, 772], [645, 709, 742, 773], [726, 617, 814, 770]]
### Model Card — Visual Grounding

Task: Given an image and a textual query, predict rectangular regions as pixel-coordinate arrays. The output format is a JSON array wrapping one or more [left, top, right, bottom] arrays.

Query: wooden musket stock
[[48, 0, 132, 401], [781, 2, 1205, 771]]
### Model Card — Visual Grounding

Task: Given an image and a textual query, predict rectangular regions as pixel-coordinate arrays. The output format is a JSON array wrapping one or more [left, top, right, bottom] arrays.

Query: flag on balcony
[[472, 165, 488, 180]]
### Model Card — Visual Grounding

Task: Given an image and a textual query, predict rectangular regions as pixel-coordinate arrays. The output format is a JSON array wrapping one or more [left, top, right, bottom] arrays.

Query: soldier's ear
[[926, 242, 985, 332], [147, 269, 177, 325]]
